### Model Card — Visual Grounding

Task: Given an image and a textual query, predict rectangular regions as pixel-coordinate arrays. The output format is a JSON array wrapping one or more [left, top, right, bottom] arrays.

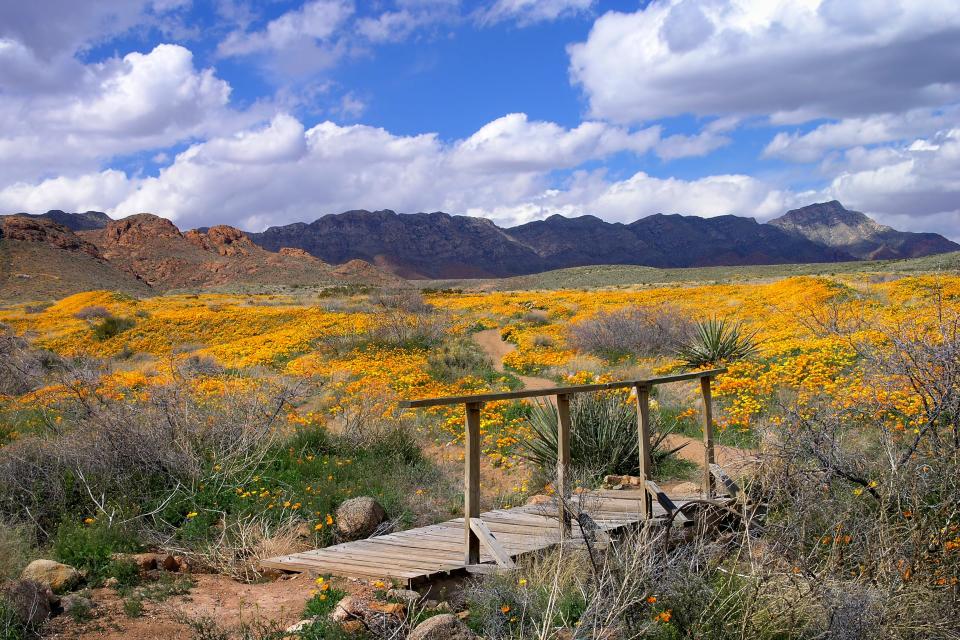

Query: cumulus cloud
[[0, 44, 243, 185], [569, 0, 960, 124], [479, 0, 595, 26]]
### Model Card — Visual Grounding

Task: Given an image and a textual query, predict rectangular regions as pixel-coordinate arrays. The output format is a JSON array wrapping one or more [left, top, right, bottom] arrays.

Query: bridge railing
[[400, 367, 727, 568]]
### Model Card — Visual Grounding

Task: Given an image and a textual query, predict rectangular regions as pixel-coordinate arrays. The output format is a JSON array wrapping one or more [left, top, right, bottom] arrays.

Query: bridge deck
[[262, 489, 687, 586]]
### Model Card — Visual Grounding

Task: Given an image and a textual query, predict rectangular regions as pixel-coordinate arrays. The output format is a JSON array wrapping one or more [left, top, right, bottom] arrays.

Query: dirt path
[[471, 329, 756, 487]]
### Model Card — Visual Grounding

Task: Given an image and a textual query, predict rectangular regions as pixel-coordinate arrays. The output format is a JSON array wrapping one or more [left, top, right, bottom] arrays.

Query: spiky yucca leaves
[[676, 317, 759, 369], [518, 392, 681, 481]]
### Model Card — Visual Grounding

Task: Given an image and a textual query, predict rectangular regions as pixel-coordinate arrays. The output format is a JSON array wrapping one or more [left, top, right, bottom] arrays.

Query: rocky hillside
[[82, 214, 395, 290], [249, 209, 541, 278], [1, 209, 112, 231], [768, 201, 960, 260], [0, 216, 151, 301]]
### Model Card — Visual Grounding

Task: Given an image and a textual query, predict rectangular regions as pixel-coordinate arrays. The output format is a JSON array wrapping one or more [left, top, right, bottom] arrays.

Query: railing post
[[700, 376, 715, 498], [464, 401, 482, 565], [556, 393, 572, 537], [635, 384, 653, 519]]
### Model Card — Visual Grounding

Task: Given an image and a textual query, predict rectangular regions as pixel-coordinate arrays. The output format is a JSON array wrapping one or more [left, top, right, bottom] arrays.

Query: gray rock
[[407, 613, 477, 640], [335, 497, 387, 539], [61, 593, 94, 615], [386, 588, 421, 604], [21, 559, 80, 593]]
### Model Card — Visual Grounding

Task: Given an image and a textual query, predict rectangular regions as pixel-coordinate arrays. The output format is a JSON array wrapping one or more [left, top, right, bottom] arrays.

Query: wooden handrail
[[399, 368, 727, 408], [400, 366, 726, 568]]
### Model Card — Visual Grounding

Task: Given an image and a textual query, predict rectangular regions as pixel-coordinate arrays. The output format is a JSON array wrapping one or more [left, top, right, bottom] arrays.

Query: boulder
[[407, 613, 477, 640], [61, 593, 94, 616], [1, 579, 54, 628], [20, 560, 80, 593], [335, 497, 387, 539]]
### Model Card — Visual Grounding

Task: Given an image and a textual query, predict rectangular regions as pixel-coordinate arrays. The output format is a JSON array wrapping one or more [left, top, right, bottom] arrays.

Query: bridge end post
[[635, 384, 653, 519], [556, 393, 572, 537], [700, 376, 716, 498], [464, 401, 482, 566]]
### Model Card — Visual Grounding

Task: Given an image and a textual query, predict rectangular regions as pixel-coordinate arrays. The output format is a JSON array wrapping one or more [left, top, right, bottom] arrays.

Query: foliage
[[518, 392, 684, 483], [0, 524, 36, 581], [52, 521, 140, 585], [568, 304, 691, 360], [675, 317, 758, 369], [92, 315, 136, 341]]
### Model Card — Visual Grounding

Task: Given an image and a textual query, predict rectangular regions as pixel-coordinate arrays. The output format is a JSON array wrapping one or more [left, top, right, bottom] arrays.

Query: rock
[[103, 577, 119, 588], [433, 601, 452, 613], [61, 594, 94, 616], [526, 494, 553, 506], [21, 560, 81, 593], [386, 588, 421, 604], [368, 601, 405, 618], [295, 522, 314, 539], [285, 618, 318, 633], [407, 613, 477, 640], [1, 579, 54, 628], [456, 610, 470, 620], [160, 554, 180, 572], [335, 497, 387, 539], [173, 556, 190, 573], [330, 595, 365, 622], [341, 620, 365, 633]]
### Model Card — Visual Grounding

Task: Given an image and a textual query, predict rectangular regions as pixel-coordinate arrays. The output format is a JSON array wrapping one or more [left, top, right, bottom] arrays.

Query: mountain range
[[2, 202, 957, 295]]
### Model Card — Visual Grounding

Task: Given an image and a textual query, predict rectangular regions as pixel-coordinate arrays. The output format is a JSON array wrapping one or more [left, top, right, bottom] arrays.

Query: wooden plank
[[701, 376, 716, 498], [556, 393, 572, 537], [263, 555, 422, 579], [645, 480, 678, 516], [400, 368, 727, 408], [635, 384, 653, 519], [465, 401, 482, 566], [710, 463, 743, 501], [470, 519, 517, 568]]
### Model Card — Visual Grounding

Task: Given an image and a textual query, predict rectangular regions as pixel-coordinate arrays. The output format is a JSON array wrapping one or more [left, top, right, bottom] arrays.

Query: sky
[[1, 0, 959, 238]]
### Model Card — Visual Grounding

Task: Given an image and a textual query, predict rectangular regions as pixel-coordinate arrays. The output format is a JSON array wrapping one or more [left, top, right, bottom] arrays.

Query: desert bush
[[367, 289, 448, 348], [427, 339, 496, 383], [518, 392, 686, 483], [91, 315, 136, 340], [52, 520, 140, 586], [568, 305, 691, 360], [73, 305, 111, 321], [0, 524, 36, 581], [675, 317, 758, 369], [521, 309, 550, 325]]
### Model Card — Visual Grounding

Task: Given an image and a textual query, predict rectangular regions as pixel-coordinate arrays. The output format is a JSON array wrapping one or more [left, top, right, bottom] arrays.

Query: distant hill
[[1, 209, 112, 232], [768, 201, 959, 260], [0, 213, 396, 301]]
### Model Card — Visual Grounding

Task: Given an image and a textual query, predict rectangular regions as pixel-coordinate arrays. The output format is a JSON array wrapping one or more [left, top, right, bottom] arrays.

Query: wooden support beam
[[469, 519, 517, 569], [709, 463, 743, 502], [464, 401, 482, 566], [645, 480, 678, 516], [701, 376, 716, 498], [556, 393, 572, 537], [635, 384, 653, 519]]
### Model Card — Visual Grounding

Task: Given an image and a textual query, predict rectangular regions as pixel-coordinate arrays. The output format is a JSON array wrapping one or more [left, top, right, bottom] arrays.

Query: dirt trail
[[471, 329, 756, 486]]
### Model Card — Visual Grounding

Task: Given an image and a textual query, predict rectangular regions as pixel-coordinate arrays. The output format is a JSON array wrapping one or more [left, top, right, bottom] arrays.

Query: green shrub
[[0, 599, 27, 640], [92, 316, 135, 341], [518, 392, 685, 483], [0, 524, 36, 581], [52, 521, 139, 585], [427, 339, 495, 383], [675, 317, 758, 369]]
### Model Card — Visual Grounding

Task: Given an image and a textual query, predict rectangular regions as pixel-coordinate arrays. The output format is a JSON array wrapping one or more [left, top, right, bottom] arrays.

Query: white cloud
[[479, 0, 595, 26], [0, 171, 134, 215], [764, 108, 960, 162], [218, 0, 354, 75], [0, 44, 241, 185], [569, 0, 960, 124]]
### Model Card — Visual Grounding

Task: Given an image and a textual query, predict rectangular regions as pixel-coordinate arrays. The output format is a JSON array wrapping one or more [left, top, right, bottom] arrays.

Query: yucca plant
[[675, 317, 759, 369], [518, 393, 683, 481]]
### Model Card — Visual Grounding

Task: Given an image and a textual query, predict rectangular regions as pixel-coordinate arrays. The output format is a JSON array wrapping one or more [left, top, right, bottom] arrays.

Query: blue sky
[[1, 1, 959, 238]]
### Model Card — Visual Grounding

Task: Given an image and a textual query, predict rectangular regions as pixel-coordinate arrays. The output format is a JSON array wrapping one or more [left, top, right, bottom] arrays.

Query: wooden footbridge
[[263, 368, 727, 586]]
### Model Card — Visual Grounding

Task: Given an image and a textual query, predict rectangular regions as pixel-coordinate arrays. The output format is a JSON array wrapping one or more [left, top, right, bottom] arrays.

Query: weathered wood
[[635, 384, 653, 519], [464, 401, 482, 566], [465, 564, 509, 575], [645, 480, 678, 516], [701, 376, 716, 498], [400, 368, 727, 408], [470, 519, 517, 568], [556, 393, 572, 537], [709, 463, 743, 501]]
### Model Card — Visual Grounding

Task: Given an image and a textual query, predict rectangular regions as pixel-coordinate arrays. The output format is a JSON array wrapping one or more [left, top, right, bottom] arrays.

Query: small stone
[[407, 613, 477, 640], [456, 610, 470, 620], [525, 494, 553, 506], [330, 595, 364, 622], [434, 600, 452, 613], [285, 618, 318, 633], [335, 497, 387, 539], [160, 554, 180, 572], [131, 553, 160, 571], [385, 588, 421, 604], [341, 620, 365, 633], [295, 522, 314, 539], [173, 556, 190, 573], [21, 560, 81, 593], [103, 577, 119, 588], [61, 594, 94, 616], [368, 601, 405, 617]]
